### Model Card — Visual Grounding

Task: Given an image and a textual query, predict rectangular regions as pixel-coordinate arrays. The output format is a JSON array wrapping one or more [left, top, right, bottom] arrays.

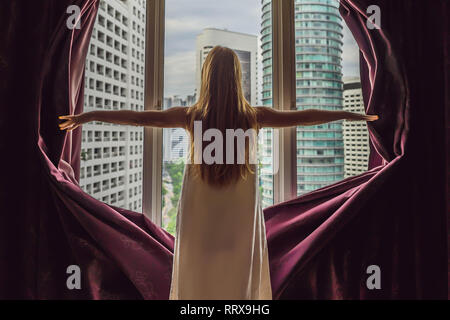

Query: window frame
[[142, 0, 165, 223], [142, 0, 297, 225], [271, 0, 297, 203]]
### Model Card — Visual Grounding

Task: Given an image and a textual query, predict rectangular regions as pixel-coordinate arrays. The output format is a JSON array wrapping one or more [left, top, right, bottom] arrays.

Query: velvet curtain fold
[[0, 0, 447, 299]]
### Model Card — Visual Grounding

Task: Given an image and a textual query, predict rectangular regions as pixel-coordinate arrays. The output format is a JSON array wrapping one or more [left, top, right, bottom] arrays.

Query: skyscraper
[[196, 28, 259, 106], [260, 0, 274, 207], [80, 0, 146, 212], [163, 95, 195, 162], [260, 0, 344, 203], [342, 77, 369, 178]]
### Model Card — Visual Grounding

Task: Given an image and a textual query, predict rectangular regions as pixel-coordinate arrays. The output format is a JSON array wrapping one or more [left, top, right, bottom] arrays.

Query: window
[[80, 0, 368, 233], [160, 0, 272, 234], [258, 0, 367, 201]]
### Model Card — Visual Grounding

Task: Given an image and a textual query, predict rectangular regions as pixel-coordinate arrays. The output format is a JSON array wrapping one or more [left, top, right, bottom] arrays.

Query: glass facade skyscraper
[[260, 0, 344, 203], [295, 0, 344, 194], [260, 0, 274, 207]]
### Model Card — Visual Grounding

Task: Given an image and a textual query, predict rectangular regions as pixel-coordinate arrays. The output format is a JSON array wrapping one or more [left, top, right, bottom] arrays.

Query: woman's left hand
[[58, 113, 88, 131], [345, 112, 379, 122]]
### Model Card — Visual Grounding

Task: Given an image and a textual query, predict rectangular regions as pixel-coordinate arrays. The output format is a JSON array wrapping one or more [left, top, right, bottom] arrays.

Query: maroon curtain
[[0, 0, 173, 299], [0, 0, 447, 299], [263, 0, 448, 299]]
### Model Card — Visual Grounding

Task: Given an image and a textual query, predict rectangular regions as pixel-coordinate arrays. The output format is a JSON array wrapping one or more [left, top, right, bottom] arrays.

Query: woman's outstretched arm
[[59, 107, 188, 131], [256, 106, 378, 128]]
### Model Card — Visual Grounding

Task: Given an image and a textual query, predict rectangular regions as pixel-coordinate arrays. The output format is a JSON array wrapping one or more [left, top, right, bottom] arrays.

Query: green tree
[[162, 184, 167, 208], [168, 207, 177, 218], [165, 159, 185, 208], [166, 214, 177, 236]]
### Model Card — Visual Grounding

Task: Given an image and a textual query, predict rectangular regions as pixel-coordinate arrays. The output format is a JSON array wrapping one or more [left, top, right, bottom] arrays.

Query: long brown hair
[[186, 46, 258, 187]]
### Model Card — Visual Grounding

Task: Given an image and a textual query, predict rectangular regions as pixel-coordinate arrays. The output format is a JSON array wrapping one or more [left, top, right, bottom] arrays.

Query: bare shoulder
[[254, 106, 270, 118], [163, 106, 189, 118], [164, 106, 189, 113], [254, 106, 281, 127], [143, 106, 189, 128], [166, 106, 190, 128]]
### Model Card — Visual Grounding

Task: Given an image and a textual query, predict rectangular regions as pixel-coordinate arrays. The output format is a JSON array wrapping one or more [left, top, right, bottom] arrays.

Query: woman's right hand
[[58, 113, 90, 131]]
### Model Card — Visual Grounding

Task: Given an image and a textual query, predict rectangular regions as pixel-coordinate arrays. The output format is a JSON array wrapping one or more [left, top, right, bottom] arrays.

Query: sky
[[163, 0, 360, 97]]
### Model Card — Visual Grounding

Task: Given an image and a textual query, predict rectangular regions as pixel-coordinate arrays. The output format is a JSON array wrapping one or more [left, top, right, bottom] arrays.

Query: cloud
[[166, 18, 208, 36], [164, 50, 196, 97], [342, 24, 360, 77]]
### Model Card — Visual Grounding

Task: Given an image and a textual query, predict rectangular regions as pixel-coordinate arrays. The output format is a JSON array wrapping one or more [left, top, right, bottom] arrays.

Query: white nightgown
[[169, 163, 272, 300]]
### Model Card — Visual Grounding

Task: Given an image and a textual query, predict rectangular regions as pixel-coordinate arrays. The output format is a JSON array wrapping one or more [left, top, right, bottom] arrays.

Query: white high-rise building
[[163, 95, 195, 162], [80, 0, 146, 212], [196, 28, 259, 106], [342, 76, 369, 178], [163, 128, 188, 162]]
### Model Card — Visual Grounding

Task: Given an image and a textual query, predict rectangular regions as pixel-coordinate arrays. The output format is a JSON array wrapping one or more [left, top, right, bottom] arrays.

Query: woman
[[59, 46, 378, 300]]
